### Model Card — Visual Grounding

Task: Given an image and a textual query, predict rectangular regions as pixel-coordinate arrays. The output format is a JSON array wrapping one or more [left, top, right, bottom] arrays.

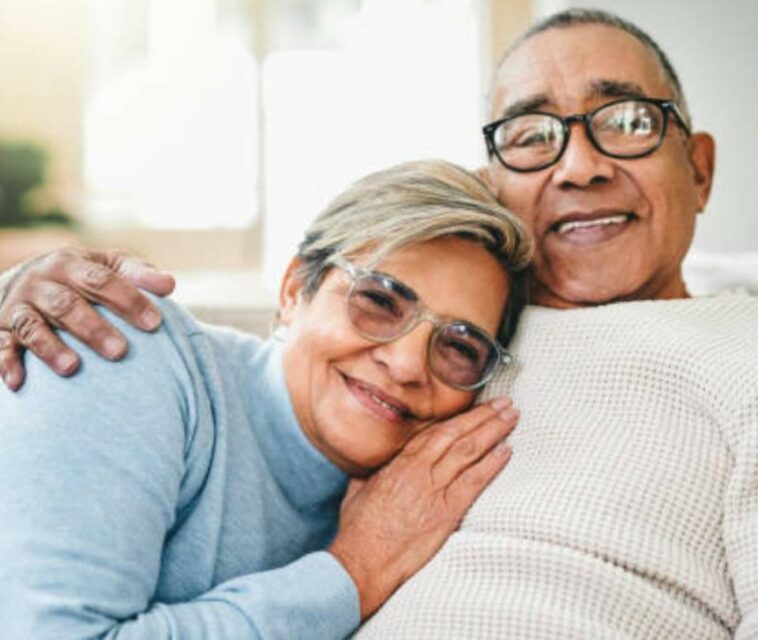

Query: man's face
[[484, 24, 715, 308]]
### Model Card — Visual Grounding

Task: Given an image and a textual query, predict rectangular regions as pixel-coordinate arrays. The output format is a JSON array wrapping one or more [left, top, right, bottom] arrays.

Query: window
[[84, 0, 488, 290]]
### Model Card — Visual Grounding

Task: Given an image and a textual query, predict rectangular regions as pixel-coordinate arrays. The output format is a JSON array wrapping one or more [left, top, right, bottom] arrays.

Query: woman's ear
[[278, 258, 305, 327]]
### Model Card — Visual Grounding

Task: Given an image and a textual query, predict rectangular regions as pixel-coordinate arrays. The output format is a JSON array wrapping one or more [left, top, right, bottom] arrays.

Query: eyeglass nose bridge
[[393, 307, 446, 341], [554, 112, 606, 161]]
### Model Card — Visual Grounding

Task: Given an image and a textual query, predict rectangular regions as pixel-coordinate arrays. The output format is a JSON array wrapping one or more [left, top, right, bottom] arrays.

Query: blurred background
[[1, 0, 756, 311]]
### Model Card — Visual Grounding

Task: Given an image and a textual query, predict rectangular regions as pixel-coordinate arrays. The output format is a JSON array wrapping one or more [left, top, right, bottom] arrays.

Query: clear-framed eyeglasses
[[330, 256, 513, 390], [482, 98, 692, 173]]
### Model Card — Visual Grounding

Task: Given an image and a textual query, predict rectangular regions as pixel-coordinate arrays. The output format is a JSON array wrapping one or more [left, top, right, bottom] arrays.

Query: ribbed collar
[[251, 335, 348, 513]]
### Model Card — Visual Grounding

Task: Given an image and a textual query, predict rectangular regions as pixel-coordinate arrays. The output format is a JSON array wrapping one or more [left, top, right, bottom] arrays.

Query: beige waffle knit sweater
[[357, 292, 758, 639]]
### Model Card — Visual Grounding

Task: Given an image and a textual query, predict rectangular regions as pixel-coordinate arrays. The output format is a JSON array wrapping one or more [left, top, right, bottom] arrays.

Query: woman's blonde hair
[[296, 159, 532, 344]]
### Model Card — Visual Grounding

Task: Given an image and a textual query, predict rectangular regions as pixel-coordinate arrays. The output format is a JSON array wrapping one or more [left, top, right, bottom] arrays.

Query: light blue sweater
[[0, 299, 360, 639]]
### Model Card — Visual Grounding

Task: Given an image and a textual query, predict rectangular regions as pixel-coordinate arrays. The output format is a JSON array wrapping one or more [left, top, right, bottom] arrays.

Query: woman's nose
[[370, 322, 433, 386]]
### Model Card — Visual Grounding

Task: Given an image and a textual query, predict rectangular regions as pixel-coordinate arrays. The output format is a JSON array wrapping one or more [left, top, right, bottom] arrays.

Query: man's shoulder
[[511, 292, 758, 377], [520, 292, 758, 334]]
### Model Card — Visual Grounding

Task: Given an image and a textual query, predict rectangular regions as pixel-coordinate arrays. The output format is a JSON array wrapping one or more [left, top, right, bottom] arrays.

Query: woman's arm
[[0, 294, 519, 637], [0, 248, 174, 390], [0, 306, 358, 639]]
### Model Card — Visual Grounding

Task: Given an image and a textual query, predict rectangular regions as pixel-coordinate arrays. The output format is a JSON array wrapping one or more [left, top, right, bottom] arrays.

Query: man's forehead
[[491, 24, 669, 115]]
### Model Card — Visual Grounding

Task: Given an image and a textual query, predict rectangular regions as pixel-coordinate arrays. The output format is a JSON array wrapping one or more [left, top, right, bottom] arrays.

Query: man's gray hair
[[295, 159, 533, 345], [497, 8, 691, 127]]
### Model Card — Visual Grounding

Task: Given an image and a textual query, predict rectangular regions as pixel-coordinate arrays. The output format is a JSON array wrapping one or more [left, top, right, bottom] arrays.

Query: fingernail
[[104, 337, 126, 359], [500, 407, 519, 422], [141, 309, 161, 330], [491, 397, 512, 411], [3, 371, 16, 389], [495, 441, 512, 457], [55, 352, 78, 374]]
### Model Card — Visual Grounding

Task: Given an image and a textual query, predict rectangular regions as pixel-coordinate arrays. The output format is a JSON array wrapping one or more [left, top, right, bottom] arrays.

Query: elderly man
[[1, 8, 756, 639]]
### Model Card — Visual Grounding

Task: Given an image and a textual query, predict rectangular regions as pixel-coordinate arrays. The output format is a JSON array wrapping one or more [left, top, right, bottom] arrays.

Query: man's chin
[[530, 277, 635, 309]]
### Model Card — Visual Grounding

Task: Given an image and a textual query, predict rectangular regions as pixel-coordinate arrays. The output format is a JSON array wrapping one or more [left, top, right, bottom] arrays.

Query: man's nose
[[371, 322, 433, 386], [551, 122, 616, 188]]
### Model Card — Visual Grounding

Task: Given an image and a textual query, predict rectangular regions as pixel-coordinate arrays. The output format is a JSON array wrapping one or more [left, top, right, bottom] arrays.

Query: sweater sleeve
[[0, 310, 359, 640], [724, 391, 758, 638]]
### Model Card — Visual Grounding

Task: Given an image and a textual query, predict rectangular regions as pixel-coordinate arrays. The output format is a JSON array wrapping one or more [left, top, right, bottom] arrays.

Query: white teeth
[[557, 214, 629, 234], [370, 392, 402, 415]]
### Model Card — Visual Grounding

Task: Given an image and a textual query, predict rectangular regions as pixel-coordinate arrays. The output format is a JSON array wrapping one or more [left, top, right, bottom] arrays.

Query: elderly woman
[[0, 160, 530, 638]]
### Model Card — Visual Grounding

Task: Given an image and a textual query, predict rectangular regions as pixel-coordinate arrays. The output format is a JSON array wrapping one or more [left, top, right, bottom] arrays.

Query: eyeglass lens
[[492, 100, 666, 171], [347, 273, 498, 388]]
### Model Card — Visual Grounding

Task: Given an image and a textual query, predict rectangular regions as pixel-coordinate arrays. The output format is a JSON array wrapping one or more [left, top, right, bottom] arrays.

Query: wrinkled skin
[[482, 24, 715, 308]]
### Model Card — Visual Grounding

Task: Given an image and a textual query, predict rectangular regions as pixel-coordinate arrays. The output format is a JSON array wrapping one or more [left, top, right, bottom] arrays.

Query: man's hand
[[0, 248, 175, 391], [329, 398, 518, 620]]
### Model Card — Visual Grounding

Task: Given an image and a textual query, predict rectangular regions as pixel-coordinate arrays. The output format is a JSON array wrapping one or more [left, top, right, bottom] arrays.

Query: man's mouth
[[342, 374, 415, 423], [549, 212, 637, 243]]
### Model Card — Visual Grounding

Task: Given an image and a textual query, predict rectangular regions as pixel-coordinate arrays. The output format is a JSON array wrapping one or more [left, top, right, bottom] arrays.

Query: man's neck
[[529, 277, 691, 309]]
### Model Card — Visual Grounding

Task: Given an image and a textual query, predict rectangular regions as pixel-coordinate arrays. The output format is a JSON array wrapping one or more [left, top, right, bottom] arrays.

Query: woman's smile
[[341, 371, 415, 424]]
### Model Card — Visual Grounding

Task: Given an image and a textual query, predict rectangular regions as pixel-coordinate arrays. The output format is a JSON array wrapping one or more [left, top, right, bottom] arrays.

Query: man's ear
[[278, 258, 305, 326], [688, 132, 716, 213]]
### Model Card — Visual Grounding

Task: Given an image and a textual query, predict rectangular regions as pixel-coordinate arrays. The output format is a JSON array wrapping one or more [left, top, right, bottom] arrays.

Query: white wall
[[534, 0, 758, 252]]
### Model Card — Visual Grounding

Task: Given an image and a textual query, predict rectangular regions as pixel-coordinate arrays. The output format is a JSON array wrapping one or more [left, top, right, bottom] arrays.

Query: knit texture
[[357, 292, 758, 639]]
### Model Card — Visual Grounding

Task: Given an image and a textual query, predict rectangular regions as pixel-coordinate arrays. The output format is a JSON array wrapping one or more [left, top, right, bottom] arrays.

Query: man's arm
[[0, 259, 27, 303], [0, 309, 358, 639], [0, 248, 175, 390]]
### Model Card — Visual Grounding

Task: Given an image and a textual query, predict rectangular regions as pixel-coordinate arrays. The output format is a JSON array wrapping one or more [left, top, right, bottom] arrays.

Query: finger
[[32, 281, 128, 361], [118, 259, 176, 296], [93, 249, 176, 296], [343, 477, 368, 505], [445, 440, 512, 512], [0, 331, 26, 391], [62, 254, 163, 332], [401, 397, 513, 462], [431, 406, 518, 487], [10, 304, 81, 376]]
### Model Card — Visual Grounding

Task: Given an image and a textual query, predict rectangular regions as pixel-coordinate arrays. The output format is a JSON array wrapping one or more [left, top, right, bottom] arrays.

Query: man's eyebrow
[[498, 95, 549, 120], [497, 82, 650, 121], [589, 80, 648, 101]]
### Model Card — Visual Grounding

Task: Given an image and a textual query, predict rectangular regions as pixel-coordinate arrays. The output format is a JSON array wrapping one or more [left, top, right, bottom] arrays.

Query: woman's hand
[[0, 248, 175, 390], [329, 398, 518, 620]]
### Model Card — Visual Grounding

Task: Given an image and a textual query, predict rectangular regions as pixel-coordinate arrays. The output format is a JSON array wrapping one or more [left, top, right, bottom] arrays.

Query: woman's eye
[[357, 289, 401, 316], [438, 336, 481, 364]]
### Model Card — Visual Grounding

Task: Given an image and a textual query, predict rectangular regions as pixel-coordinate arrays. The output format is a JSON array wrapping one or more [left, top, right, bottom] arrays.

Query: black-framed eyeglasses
[[330, 257, 512, 391], [483, 98, 692, 173]]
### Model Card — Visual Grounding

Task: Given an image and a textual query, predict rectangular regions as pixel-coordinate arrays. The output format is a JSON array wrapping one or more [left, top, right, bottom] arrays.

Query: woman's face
[[279, 236, 511, 475]]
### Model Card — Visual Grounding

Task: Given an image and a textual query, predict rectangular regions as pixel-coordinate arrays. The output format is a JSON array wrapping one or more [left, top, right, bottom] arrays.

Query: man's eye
[[606, 108, 656, 135], [507, 132, 547, 149], [504, 125, 555, 149]]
